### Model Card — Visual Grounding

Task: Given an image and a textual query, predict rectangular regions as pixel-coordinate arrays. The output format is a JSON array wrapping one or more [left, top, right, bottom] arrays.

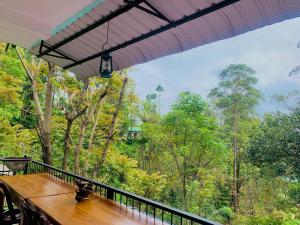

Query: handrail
[[27, 160, 222, 225]]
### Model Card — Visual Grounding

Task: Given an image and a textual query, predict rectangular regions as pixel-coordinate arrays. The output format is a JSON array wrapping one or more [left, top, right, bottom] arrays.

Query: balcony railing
[[1, 159, 222, 225]]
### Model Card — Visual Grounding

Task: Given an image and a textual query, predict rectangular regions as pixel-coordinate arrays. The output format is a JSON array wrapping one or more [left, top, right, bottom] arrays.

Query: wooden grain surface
[[1, 174, 161, 225], [29, 193, 158, 225], [0, 173, 73, 199]]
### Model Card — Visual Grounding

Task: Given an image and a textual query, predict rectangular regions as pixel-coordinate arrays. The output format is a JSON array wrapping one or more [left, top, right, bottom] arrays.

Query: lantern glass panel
[[100, 54, 113, 78]]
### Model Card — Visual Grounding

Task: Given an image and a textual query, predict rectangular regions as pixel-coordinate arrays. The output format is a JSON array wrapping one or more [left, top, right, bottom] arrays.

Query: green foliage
[[233, 211, 300, 225], [0, 48, 299, 225], [288, 182, 300, 204], [247, 108, 300, 178], [139, 91, 230, 220], [208, 64, 262, 213], [208, 64, 261, 156], [209, 64, 261, 129], [0, 45, 25, 121], [216, 206, 234, 223], [0, 117, 35, 157], [140, 96, 160, 123], [88, 147, 167, 201]]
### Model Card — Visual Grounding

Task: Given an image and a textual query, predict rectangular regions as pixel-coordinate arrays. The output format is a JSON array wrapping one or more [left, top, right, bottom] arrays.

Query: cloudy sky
[[127, 17, 300, 115]]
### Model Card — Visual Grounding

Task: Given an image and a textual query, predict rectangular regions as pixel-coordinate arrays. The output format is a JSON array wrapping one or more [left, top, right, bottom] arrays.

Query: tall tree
[[146, 92, 226, 210], [93, 76, 128, 176], [247, 107, 300, 179], [15, 47, 56, 165], [141, 94, 159, 123], [54, 74, 88, 170], [209, 64, 261, 211], [73, 79, 109, 174], [155, 84, 164, 114]]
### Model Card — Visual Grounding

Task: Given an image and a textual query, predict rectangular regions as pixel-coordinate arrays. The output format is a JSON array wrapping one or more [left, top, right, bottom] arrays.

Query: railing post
[[24, 163, 29, 175], [28, 160, 221, 225], [107, 189, 114, 200]]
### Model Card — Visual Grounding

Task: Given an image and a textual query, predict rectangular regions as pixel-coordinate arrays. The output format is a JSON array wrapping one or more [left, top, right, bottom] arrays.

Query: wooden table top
[[29, 193, 158, 225], [0, 173, 74, 198], [1, 173, 160, 225]]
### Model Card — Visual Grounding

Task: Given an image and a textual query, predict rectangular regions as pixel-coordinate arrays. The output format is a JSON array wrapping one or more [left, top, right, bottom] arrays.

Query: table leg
[[0, 189, 4, 212], [0, 189, 4, 224]]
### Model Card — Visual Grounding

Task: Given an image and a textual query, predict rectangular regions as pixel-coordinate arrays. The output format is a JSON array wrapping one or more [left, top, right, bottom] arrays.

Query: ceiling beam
[[40, 41, 78, 62], [125, 0, 171, 23], [64, 0, 240, 70], [37, 0, 144, 58]]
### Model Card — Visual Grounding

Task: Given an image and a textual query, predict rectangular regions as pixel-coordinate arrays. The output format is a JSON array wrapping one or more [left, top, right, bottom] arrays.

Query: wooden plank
[[0, 173, 74, 199], [29, 193, 160, 225]]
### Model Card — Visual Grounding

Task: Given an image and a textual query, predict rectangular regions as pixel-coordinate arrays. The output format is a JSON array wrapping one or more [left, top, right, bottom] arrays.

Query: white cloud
[[128, 18, 300, 114]]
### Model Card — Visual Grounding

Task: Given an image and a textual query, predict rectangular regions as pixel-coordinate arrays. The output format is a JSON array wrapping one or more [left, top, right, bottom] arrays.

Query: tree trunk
[[93, 77, 128, 176], [232, 99, 239, 212], [16, 48, 55, 165], [62, 105, 87, 171], [41, 63, 55, 165], [82, 109, 101, 176], [183, 159, 187, 210], [62, 119, 73, 170], [88, 109, 101, 150], [74, 121, 87, 174], [73, 87, 108, 174]]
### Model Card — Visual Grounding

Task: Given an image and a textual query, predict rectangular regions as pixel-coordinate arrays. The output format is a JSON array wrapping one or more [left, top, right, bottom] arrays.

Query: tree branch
[[15, 48, 34, 83]]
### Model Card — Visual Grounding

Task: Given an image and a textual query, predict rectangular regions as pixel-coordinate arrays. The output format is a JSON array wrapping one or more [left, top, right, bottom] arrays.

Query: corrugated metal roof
[[28, 0, 300, 79], [0, 0, 97, 48]]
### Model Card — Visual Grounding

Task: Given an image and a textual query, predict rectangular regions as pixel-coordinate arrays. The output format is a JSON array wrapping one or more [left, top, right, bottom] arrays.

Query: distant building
[[127, 127, 141, 140]]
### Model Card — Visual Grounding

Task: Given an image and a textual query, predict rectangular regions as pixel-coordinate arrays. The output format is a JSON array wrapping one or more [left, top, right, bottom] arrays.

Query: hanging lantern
[[99, 53, 113, 78]]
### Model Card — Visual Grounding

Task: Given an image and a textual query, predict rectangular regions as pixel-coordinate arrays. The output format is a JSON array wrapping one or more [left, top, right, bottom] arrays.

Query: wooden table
[[30, 193, 158, 225], [0, 173, 73, 198], [0, 174, 159, 225]]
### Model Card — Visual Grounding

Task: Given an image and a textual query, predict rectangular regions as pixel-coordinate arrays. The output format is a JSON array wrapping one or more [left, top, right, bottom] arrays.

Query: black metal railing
[[0, 163, 14, 176], [0, 156, 31, 176], [1, 159, 222, 225]]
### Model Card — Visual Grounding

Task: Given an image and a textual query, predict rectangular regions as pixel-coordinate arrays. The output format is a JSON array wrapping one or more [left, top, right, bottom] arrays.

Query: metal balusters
[[25, 161, 221, 225]]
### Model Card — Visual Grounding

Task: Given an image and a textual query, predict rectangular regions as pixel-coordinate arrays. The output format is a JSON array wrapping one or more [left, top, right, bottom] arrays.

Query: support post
[[106, 189, 114, 200]]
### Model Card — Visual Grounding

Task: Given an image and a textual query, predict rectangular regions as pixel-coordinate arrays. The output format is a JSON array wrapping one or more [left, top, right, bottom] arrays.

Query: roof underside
[[0, 0, 97, 48], [1, 0, 300, 79]]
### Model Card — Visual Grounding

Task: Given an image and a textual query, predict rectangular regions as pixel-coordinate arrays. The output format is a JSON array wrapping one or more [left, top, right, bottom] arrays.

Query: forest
[[0, 42, 299, 225]]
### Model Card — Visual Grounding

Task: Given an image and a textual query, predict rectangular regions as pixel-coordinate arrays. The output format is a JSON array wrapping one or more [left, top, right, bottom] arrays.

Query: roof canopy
[[1, 0, 300, 79], [0, 0, 97, 48]]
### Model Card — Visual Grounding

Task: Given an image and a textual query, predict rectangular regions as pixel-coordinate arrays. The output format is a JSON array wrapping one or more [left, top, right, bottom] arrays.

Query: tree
[[209, 64, 261, 211], [151, 92, 226, 210], [140, 95, 159, 123], [93, 75, 128, 176], [0, 43, 30, 124], [247, 107, 300, 179], [2, 42, 300, 225], [270, 90, 300, 111], [156, 84, 164, 114], [0, 68, 22, 120], [53, 74, 88, 170], [0, 117, 35, 157], [15, 47, 57, 165], [73, 78, 109, 174]]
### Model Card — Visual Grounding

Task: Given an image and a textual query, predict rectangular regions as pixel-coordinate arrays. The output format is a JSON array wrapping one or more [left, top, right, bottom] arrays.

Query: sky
[[127, 17, 300, 115]]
